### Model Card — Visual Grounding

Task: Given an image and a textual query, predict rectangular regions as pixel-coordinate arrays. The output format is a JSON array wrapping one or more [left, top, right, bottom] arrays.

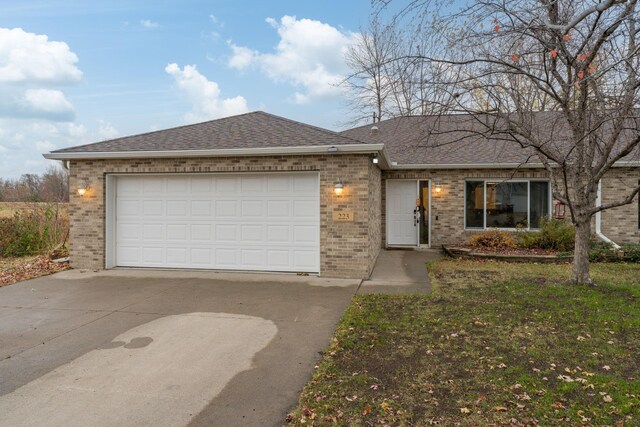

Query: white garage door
[[114, 173, 320, 272]]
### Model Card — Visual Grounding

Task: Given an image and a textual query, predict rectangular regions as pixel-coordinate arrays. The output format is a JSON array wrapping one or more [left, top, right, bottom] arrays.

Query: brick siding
[[69, 154, 379, 279]]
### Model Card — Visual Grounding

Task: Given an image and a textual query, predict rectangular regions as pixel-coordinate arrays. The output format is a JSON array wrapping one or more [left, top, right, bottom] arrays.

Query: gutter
[[389, 162, 545, 169], [595, 180, 621, 249], [43, 144, 385, 160], [43, 144, 638, 170]]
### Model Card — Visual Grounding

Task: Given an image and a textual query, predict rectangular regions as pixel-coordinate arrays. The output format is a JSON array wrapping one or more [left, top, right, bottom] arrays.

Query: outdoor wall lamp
[[334, 178, 344, 196], [434, 183, 443, 194], [372, 155, 379, 164], [77, 180, 90, 196]]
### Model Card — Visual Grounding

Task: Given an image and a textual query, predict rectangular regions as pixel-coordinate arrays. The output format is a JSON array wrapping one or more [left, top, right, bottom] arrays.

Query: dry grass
[[0, 202, 68, 218], [288, 260, 640, 426]]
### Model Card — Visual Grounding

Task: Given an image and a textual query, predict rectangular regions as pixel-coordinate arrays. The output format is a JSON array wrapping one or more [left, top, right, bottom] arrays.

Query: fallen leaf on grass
[[0, 256, 70, 286], [362, 405, 371, 415], [460, 407, 471, 414]]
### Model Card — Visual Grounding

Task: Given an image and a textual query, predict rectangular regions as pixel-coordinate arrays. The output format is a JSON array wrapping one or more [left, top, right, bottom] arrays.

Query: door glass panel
[[419, 181, 429, 245]]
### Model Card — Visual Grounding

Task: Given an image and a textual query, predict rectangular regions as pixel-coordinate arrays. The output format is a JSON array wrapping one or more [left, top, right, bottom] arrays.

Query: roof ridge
[[254, 111, 368, 145], [50, 111, 263, 153], [52, 111, 367, 153]]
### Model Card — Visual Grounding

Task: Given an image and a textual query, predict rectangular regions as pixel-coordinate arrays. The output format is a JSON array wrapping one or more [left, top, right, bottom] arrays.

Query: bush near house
[[517, 217, 575, 252], [468, 228, 516, 249], [0, 203, 69, 258]]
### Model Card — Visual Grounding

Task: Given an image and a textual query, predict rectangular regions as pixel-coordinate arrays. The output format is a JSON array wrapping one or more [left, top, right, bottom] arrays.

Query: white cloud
[[140, 20, 159, 29], [21, 88, 74, 117], [227, 43, 256, 70], [165, 63, 248, 123], [0, 27, 82, 84], [97, 120, 119, 140], [0, 28, 82, 121], [227, 16, 357, 104]]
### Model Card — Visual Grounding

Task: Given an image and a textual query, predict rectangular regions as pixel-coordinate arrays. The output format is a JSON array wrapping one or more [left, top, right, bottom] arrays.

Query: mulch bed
[[443, 245, 571, 263]]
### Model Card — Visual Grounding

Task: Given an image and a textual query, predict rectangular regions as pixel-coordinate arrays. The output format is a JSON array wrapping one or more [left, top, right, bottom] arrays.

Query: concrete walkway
[[358, 249, 442, 294]]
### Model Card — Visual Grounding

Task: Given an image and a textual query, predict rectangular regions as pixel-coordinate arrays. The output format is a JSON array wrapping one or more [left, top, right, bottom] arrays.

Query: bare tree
[[0, 163, 69, 202], [372, 0, 640, 284], [343, 18, 397, 124], [343, 14, 458, 124]]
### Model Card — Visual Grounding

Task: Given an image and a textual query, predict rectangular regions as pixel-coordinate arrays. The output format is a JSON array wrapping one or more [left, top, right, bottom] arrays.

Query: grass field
[[289, 260, 640, 426]]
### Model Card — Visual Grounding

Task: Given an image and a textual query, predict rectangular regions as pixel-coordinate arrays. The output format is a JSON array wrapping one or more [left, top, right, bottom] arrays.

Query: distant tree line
[[0, 164, 69, 202]]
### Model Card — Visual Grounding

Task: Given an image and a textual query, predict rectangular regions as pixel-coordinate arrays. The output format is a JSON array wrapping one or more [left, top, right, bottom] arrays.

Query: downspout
[[595, 180, 621, 249]]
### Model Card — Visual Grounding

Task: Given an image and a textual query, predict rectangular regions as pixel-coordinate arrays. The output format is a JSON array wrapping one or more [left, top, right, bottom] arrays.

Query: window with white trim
[[465, 180, 551, 229]]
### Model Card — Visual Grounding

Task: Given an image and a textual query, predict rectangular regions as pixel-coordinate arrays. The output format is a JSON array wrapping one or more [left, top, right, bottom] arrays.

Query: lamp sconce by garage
[[334, 178, 345, 196], [434, 183, 443, 195], [77, 179, 90, 197], [372, 154, 379, 164]]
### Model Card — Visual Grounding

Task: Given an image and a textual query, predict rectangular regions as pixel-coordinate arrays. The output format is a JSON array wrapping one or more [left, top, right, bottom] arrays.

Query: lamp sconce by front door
[[77, 179, 91, 197], [334, 178, 344, 197]]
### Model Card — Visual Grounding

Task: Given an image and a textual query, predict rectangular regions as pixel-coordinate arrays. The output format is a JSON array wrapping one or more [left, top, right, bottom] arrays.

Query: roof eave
[[387, 162, 546, 170], [43, 144, 385, 160]]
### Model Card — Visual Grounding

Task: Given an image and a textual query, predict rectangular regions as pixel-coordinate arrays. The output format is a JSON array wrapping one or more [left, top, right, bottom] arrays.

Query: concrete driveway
[[0, 269, 359, 427]]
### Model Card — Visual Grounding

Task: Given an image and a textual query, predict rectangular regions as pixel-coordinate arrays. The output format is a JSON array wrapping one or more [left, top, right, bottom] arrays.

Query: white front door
[[387, 180, 418, 246]]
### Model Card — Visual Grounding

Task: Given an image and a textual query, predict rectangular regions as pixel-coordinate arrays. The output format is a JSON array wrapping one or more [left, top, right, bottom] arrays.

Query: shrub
[[468, 229, 516, 249], [590, 242, 640, 263], [517, 217, 575, 252], [0, 203, 68, 258]]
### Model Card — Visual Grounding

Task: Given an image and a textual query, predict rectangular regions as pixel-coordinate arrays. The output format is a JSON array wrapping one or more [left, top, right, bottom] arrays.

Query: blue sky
[[0, 0, 374, 178]]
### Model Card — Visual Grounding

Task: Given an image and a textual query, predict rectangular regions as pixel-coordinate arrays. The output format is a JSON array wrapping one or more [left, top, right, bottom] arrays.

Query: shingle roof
[[340, 115, 537, 165], [340, 112, 640, 166], [52, 111, 367, 154]]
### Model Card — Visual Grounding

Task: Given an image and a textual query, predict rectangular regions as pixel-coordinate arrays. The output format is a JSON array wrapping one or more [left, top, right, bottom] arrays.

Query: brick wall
[[368, 161, 382, 275], [382, 168, 550, 247], [600, 168, 639, 244], [69, 154, 377, 279]]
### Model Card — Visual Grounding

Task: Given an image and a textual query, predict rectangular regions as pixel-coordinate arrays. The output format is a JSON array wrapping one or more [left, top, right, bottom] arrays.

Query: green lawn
[[288, 260, 640, 426]]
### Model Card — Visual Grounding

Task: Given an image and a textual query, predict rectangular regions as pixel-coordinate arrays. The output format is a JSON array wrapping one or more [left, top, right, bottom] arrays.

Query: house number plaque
[[332, 210, 354, 222]]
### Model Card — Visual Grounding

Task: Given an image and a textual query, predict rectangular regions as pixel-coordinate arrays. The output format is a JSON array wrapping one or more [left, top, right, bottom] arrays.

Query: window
[[465, 180, 550, 229]]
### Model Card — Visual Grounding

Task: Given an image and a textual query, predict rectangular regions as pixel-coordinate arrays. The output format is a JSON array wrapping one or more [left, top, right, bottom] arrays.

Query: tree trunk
[[572, 219, 592, 284]]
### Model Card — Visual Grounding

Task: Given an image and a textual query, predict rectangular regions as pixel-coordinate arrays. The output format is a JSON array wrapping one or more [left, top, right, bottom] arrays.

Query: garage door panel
[[142, 200, 163, 216], [267, 225, 290, 242], [166, 248, 187, 265], [293, 175, 318, 191], [267, 200, 289, 217], [142, 224, 164, 240], [215, 200, 237, 217], [166, 200, 188, 216], [142, 247, 163, 263], [115, 173, 319, 272], [241, 176, 263, 192], [190, 224, 212, 240], [215, 177, 237, 192], [215, 248, 238, 267], [190, 177, 212, 192], [117, 200, 140, 216], [293, 225, 318, 243], [240, 200, 263, 217], [117, 223, 140, 240], [267, 175, 290, 192], [117, 246, 140, 264]]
